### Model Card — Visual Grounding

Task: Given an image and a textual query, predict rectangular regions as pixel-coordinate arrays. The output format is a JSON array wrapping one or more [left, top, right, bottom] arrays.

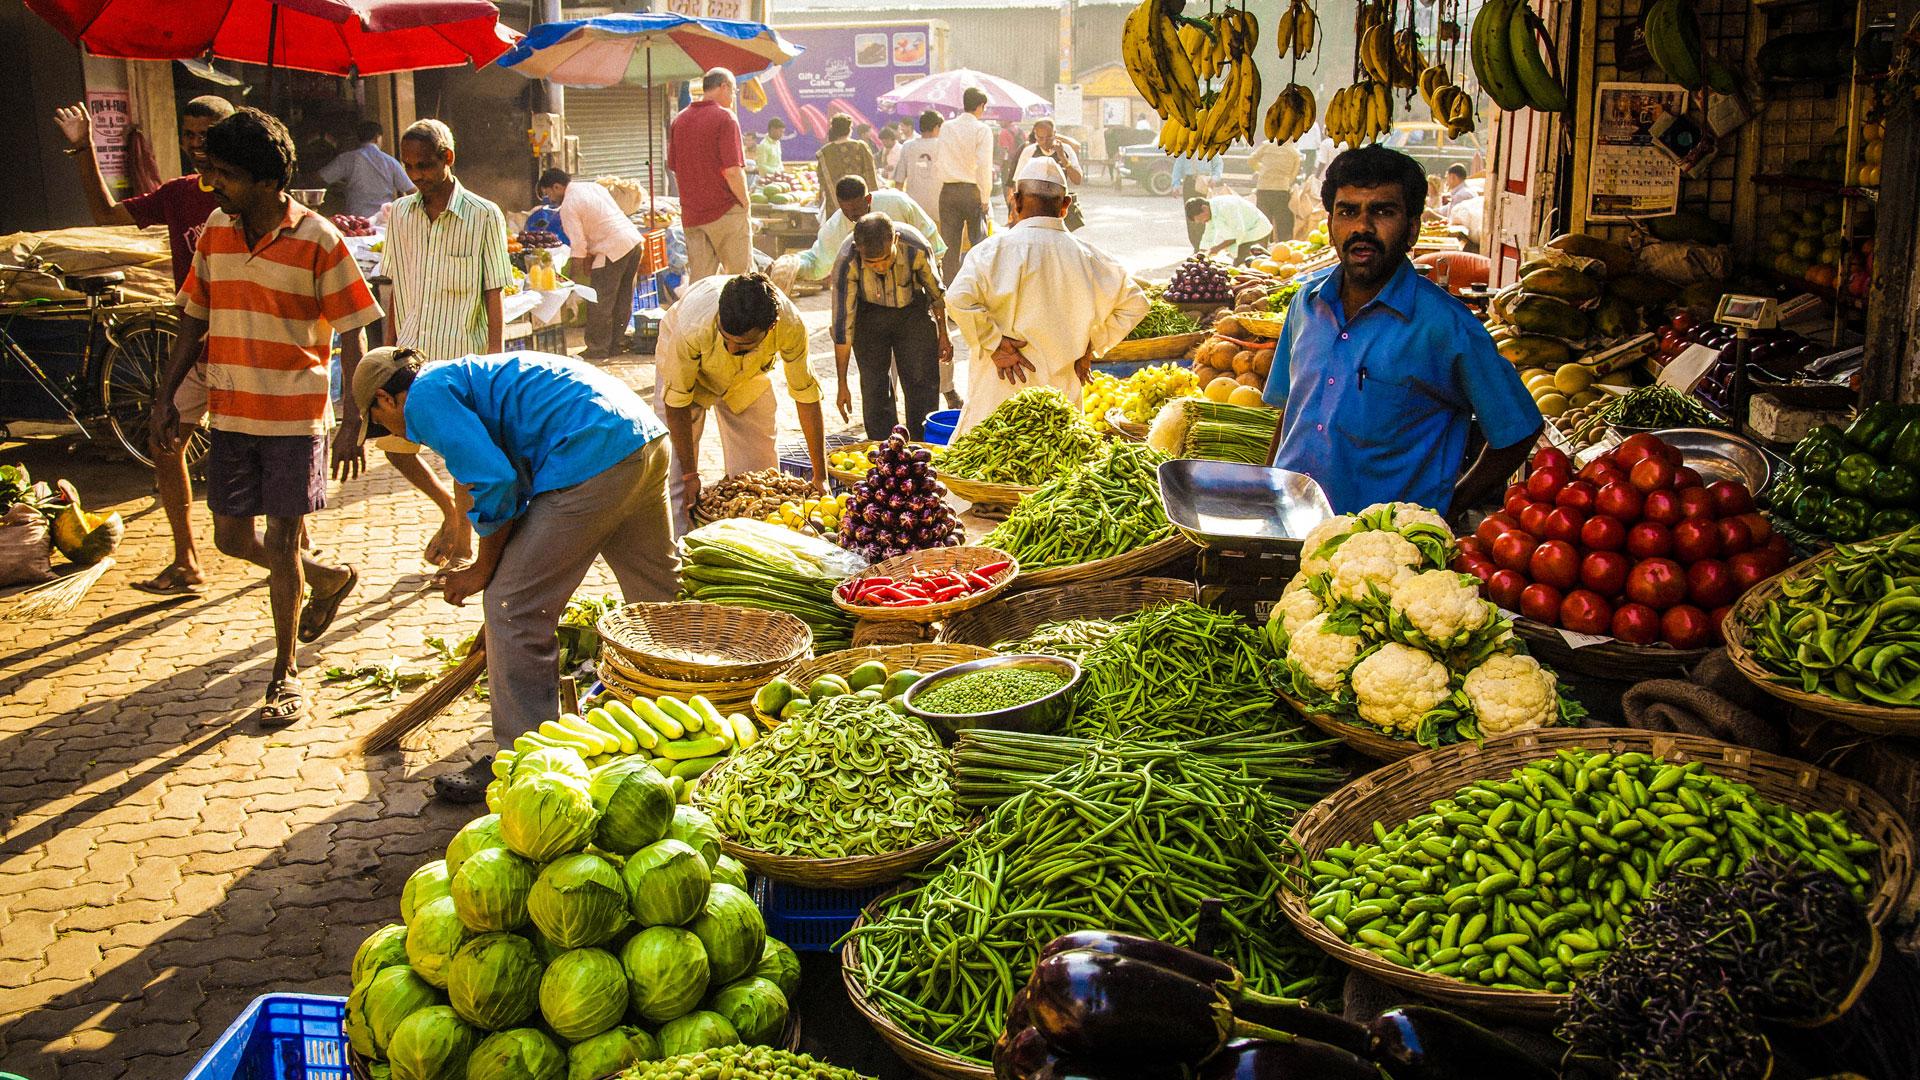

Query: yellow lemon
[[1554, 363, 1594, 395]]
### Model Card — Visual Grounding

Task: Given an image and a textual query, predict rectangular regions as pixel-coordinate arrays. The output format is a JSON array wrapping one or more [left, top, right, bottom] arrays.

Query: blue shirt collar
[[1311, 258, 1419, 322]]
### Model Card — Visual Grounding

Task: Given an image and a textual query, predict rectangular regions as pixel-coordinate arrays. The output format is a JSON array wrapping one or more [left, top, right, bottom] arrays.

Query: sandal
[[130, 566, 204, 596], [257, 677, 308, 729], [432, 756, 496, 804], [298, 565, 357, 643]]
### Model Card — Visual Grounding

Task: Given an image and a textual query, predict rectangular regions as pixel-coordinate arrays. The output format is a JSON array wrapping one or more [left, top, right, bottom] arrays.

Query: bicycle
[[0, 254, 202, 469]]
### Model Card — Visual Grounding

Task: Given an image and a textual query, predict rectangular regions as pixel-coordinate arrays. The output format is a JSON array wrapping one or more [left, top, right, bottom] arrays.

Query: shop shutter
[[565, 83, 669, 188]]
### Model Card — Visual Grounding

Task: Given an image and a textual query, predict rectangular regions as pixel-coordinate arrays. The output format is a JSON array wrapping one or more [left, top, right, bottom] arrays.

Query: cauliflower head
[[1390, 570, 1494, 646], [1362, 502, 1451, 536], [1350, 643, 1453, 733], [1326, 530, 1424, 604], [1462, 653, 1560, 735], [1299, 515, 1358, 576], [1275, 583, 1325, 642], [1287, 613, 1366, 694]]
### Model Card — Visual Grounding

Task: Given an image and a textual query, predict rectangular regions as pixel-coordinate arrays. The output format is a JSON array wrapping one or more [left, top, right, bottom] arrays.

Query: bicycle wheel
[[100, 312, 204, 470]]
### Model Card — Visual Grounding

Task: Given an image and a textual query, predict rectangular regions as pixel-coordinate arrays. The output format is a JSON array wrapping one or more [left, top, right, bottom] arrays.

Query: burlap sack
[[0, 503, 54, 588]]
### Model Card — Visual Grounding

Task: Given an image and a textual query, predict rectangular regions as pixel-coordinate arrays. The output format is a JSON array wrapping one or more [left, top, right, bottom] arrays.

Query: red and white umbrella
[[878, 68, 1051, 123]]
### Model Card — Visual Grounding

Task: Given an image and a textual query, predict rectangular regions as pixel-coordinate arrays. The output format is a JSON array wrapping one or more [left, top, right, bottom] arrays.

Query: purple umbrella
[[877, 68, 1051, 123]]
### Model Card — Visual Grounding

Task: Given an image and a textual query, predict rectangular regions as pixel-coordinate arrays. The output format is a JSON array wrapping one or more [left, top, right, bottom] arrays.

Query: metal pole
[[265, 4, 279, 114], [647, 45, 656, 226]]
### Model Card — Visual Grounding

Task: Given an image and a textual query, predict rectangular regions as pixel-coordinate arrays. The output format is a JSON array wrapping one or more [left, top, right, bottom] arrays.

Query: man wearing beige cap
[[350, 347, 677, 803], [944, 155, 1147, 436]]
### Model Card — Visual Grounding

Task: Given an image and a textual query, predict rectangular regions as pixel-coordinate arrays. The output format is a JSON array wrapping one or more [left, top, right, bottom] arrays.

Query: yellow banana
[[1361, 24, 1395, 84], [1294, 2, 1317, 56], [1274, 5, 1296, 57]]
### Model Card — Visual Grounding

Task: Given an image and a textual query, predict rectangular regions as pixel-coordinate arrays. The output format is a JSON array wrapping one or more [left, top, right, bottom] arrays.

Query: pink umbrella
[[877, 68, 1051, 123]]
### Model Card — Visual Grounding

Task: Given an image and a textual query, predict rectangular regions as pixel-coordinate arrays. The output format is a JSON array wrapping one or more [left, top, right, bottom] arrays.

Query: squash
[[48, 480, 122, 566]]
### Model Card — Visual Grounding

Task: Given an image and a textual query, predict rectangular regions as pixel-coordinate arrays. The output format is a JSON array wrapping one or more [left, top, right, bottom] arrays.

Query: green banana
[[1644, 0, 1704, 90], [1472, 0, 1530, 111], [1702, 50, 1739, 94], [1507, 2, 1569, 113]]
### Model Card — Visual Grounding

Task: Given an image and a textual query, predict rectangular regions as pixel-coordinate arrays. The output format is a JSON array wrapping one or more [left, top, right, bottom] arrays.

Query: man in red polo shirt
[[668, 68, 752, 282]]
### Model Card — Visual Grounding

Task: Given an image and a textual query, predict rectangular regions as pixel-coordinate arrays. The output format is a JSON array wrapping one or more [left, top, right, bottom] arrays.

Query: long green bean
[[938, 387, 1101, 487], [1071, 601, 1285, 740], [981, 443, 1174, 570]]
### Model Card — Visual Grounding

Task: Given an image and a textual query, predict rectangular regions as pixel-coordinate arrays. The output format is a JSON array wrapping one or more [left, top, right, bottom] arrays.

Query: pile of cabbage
[[1268, 501, 1583, 747], [346, 748, 803, 1080]]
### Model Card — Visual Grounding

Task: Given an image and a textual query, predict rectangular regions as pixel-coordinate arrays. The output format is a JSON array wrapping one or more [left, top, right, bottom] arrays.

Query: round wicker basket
[[939, 576, 1195, 648], [1724, 549, 1920, 736], [840, 913, 996, 1080], [1009, 532, 1197, 591], [1511, 617, 1709, 680], [594, 650, 771, 714], [715, 831, 961, 889], [596, 602, 812, 682], [1103, 407, 1149, 442], [1278, 727, 1917, 1021], [833, 547, 1018, 625], [785, 643, 996, 690], [935, 471, 1038, 513]]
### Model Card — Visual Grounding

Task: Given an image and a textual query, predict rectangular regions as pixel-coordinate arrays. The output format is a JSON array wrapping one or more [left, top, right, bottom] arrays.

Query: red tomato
[[1626, 522, 1674, 560], [1708, 605, 1733, 644], [1555, 480, 1598, 514], [1612, 602, 1661, 645], [1581, 514, 1628, 552], [1520, 502, 1552, 536], [1530, 540, 1582, 591], [1543, 507, 1588, 544], [1526, 466, 1572, 502], [1686, 558, 1736, 608], [1458, 558, 1496, 584], [1735, 512, 1774, 545], [1487, 569, 1528, 610], [1456, 536, 1490, 562], [1660, 604, 1714, 649], [1641, 490, 1684, 526], [1673, 465, 1705, 490], [1477, 512, 1519, 546], [1580, 458, 1630, 489], [1678, 487, 1716, 520], [1727, 551, 1776, 592], [1670, 518, 1721, 563], [1630, 456, 1677, 494], [1707, 480, 1755, 517], [1520, 583, 1565, 624], [1762, 535, 1794, 563], [1580, 550, 1631, 597], [1716, 517, 1754, 556], [1671, 311, 1698, 332], [1492, 530, 1538, 573], [1595, 482, 1643, 522], [1504, 484, 1532, 516], [1560, 589, 1614, 635], [1616, 433, 1670, 469], [1532, 447, 1573, 473], [1627, 558, 1688, 609]]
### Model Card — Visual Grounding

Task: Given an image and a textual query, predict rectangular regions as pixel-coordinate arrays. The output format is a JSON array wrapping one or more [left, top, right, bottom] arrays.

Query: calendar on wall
[[1587, 82, 1690, 220]]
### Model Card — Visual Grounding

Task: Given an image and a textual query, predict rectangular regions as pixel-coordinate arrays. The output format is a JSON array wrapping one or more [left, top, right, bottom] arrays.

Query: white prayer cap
[[1013, 154, 1069, 192]]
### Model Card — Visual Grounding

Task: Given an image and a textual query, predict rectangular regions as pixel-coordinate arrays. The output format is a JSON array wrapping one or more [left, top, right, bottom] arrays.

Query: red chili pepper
[[882, 597, 933, 608], [931, 584, 969, 601], [861, 576, 894, 589], [975, 560, 1013, 578], [965, 571, 994, 590]]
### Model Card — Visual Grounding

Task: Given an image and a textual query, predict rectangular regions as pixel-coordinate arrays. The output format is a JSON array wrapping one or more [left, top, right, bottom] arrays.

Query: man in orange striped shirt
[[153, 108, 382, 728]]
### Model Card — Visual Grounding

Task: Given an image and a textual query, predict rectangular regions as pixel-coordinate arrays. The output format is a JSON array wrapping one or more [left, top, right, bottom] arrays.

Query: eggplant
[[1200, 1038, 1390, 1079], [1366, 1006, 1554, 1080], [912, 447, 933, 464], [1026, 950, 1290, 1070], [1038, 931, 1237, 984]]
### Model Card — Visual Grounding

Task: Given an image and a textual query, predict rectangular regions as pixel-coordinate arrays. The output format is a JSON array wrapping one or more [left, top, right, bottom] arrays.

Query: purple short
[[205, 429, 328, 520]]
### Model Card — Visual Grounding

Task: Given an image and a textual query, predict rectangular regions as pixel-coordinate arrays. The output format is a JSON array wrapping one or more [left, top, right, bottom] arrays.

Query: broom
[[358, 627, 487, 753], [2, 557, 114, 621]]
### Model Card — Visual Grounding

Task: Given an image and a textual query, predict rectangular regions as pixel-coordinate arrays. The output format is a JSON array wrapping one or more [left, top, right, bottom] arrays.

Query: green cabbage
[[620, 925, 710, 1023], [711, 854, 748, 890], [385, 1005, 478, 1080], [690, 883, 766, 985], [353, 924, 411, 988], [656, 1010, 741, 1058], [751, 938, 801, 1000], [537, 947, 629, 1043], [451, 846, 539, 933], [499, 773, 599, 862], [405, 897, 474, 989], [566, 1025, 658, 1080], [589, 758, 676, 854], [528, 852, 629, 949], [446, 813, 506, 877], [346, 965, 442, 1060], [664, 804, 723, 869], [447, 932, 544, 1031], [708, 976, 788, 1046], [621, 839, 711, 927], [466, 1027, 565, 1080], [525, 924, 572, 965], [513, 745, 590, 786], [401, 861, 452, 925]]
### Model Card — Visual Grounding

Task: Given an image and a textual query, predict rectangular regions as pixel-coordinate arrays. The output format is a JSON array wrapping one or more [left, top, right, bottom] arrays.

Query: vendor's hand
[[425, 515, 474, 568], [440, 562, 494, 607], [836, 379, 853, 423], [150, 399, 181, 456], [682, 470, 703, 510], [53, 105, 90, 149], [992, 337, 1036, 386], [808, 471, 826, 496], [330, 419, 365, 482], [936, 335, 954, 364], [1074, 350, 1094, 385]]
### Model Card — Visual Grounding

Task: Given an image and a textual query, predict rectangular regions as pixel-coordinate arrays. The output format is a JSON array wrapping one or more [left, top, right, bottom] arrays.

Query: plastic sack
[[0, 504, 54, 588], [1635, 241, 1731, 285]]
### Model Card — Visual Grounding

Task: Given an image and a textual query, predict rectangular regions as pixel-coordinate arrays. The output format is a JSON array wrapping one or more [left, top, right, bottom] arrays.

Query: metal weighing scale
[[1713, 294, 1780, 437], [1157, 460, 1338, 624]]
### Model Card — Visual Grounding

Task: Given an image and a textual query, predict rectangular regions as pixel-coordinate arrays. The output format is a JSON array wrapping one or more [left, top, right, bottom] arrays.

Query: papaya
[[48, 480, 122, 566], [1507, 293, 1591, 339], [1490, 285, 1524, 323], [1545, 232, 1635, 277], [1590, 296, 1640, 340], [1604, 273, 1677, 308], [1518, 268, 1602, 305], [1498, 335, 1575, 368]]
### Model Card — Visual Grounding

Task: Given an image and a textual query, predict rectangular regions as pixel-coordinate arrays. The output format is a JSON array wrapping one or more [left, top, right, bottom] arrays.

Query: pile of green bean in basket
[[1738, 523, 1920, 706], [692, 696, 964, 859], [1301, 748, 1877, 993], [981, 442, 1175, 570], [936, 387, 1102, 487]]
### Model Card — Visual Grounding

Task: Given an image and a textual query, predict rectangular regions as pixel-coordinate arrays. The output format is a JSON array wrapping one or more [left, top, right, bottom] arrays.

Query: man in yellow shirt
[[654, 273, 827, 531]]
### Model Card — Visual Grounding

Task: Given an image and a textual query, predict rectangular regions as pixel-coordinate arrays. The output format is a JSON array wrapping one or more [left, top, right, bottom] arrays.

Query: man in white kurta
[[946, 157, 1147, 436]]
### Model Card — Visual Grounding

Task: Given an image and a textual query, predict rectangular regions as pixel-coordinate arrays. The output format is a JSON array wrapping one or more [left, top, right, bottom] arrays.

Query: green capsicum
[[1870, 508, 1920, 535], [1844, 403, 1903, 454], [1791, 426, 1851, 486], [1791, 484, 1834, 528], [1891, 418, 1920, 474], [1825, 496, 1875, 541], [1834, 453, 1882, 497], [1870, 464, 1920, 508]]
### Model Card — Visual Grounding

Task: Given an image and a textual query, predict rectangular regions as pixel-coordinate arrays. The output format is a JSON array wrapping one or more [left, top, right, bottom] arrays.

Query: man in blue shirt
[[350, 347, 677, 803], [1262, 145, 1540, 517]]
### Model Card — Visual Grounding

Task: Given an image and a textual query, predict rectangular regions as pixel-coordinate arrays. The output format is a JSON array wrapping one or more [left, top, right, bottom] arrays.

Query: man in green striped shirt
[[380, 119, 514, 565]]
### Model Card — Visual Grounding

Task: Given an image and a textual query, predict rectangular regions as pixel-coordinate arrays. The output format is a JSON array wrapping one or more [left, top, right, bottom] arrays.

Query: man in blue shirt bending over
[[351, 347, 678, 803], [1262, 145, 1540, 519]]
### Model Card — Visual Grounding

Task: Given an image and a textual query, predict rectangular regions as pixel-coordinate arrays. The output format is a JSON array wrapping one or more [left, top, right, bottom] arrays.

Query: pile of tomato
[[1451, 435, 1794, 648]]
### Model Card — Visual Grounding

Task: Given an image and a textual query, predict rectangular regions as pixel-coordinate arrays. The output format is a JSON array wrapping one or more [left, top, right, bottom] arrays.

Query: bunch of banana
[[1263, 83, 1317, 143], [1180, 15, 1231, 81], [1160, 7, 1261, 158], [1393, 29, 1426, 88], [1325, 80, 1392, 146], [1470, 0, 1568, 114], [1272, 0, 1317, 59], [1123, 0, 1202, 125], [1643, 0, 1733, 93], [1419, 65, 1477, 137]]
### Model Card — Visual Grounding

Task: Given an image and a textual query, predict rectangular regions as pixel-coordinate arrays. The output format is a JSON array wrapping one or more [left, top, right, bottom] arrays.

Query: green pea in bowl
[[903, 654, 1082, 742]]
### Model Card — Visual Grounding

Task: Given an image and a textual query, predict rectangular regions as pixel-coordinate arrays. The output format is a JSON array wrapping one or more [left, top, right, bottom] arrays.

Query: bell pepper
[[1790, 484, 1833, 528], [1790, 426, 1850, 486], [1824, 496, 1874, 541], [1891, 418, 1920, 474], [1833, 453, 1882, 497], [1870, 508, 1920, 536], [1844, 403, 1902, 453], [1870, 463, 1920, 508]]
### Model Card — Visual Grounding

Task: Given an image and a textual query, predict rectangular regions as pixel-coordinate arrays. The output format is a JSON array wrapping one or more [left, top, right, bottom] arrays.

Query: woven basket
[[1097, 329, 1209, 363], [1512, 616, 1709, 681], [715, 831, 962, 889], [596, 602, 811, 682], [936, 471, 1038, 513], [594, 650, 772, 714], [786, 643, 995, 689], [840, 912, 996, 1080], [853, 620, 936, 647], [1282, 689, 1420, 762], [833, 547, 1018, 625], [1011, 532, 1197, 591], [1104, 407, 1149, 442], [1725, 549, 1920, 736], [1227, 313, 1286, 339], [940, 576, 1195, 648], [1278, 727, 1917, 1021]]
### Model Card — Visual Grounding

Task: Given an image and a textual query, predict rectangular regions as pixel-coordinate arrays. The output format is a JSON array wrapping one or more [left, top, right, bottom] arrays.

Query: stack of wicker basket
[[594, 601, 812, 713]]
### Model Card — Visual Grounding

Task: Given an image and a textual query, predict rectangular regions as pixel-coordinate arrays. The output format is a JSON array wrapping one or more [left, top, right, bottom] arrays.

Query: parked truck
[[755, 20, 951, 162]]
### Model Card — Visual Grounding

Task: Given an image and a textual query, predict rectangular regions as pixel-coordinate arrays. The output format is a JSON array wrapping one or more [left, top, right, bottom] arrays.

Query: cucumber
[[670, 775, 688, 803], [655, 695, 704, 736], [537, 719, 599, 752], [633, 697, 685, 740], [604, 700, 660, 749], [585, 707, 639, 754], [726, 712, 759, 749], [670, 755, 725, 782], [649, 755, 677, 775], [688, 695, 730, 739], [558, 712, 620, 755], [660, 735, 731, 760]]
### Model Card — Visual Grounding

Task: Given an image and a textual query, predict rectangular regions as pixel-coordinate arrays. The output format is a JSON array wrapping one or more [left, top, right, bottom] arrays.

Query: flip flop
[[130, 567, 204, 596], [256, 677, 308, 730], [432, 756, 495, 804], [297, 565, 357, 644]]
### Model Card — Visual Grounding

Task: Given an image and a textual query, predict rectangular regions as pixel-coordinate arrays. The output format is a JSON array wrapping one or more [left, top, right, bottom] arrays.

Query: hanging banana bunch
[[1154, 5, 1261, 159], [1469, 0, 1568, 114], [1273, 0, 1318, 60], [1325, 80, 1393, 147], [1123, 0, 1203, 126], [1420, 65, 1477, 137], [1263, 83, 1318, 143]]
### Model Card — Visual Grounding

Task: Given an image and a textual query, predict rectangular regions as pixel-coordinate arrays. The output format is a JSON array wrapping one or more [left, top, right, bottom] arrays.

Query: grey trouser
[[484, 438, 677, 743], [587, 246, 644, 352]]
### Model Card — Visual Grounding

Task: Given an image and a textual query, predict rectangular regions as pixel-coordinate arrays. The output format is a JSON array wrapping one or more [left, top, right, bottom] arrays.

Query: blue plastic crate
[[1093, 357, 1194, 379], [185, 994, 350, 1080], [753, 878, 891, 952], [776, 432, 864, 482]]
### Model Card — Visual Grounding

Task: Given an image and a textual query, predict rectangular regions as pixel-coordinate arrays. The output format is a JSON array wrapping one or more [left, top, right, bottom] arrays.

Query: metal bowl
[[289, 188, 327, 208], [1649, 427, 1773, 492], [902, 654, 1082, 742]]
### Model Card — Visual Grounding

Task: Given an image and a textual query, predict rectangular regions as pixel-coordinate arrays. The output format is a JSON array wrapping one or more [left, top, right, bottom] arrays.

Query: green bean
[[982, 442, 1174, 570], [1069, 601, 1285, 740], [938, 386, 1101, 486]]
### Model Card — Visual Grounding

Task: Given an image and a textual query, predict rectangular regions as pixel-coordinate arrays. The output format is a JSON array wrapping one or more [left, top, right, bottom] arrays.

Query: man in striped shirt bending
[[379, 119, 513, 567], [153, 107, 382, 729]]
